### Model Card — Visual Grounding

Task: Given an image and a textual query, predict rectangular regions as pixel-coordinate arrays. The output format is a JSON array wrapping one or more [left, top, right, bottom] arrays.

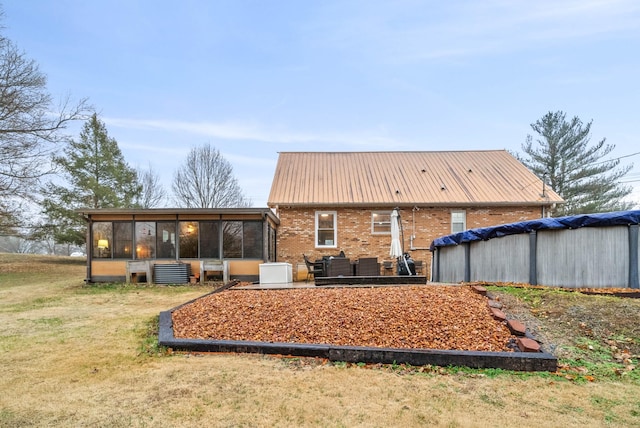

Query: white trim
[[371, 211, 391, 234], [315, 211, 337, 248], [451, 210, 466, 233]]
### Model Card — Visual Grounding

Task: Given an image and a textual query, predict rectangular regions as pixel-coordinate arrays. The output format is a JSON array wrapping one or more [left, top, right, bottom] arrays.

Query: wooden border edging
[[158, 311, 557, 372]]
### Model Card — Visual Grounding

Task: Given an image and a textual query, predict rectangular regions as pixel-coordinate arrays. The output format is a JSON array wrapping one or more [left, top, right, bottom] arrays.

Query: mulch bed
[[171, 285, 516, 352]]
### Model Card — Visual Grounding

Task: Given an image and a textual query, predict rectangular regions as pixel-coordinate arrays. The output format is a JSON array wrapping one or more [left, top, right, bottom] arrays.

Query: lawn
[[1, 253, 639, 427]]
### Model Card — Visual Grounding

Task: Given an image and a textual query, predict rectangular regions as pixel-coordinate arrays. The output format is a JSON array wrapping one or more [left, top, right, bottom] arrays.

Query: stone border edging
[[472, 285, 548, 354]]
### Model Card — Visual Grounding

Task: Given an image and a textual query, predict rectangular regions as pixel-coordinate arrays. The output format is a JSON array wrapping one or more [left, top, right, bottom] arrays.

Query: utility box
[[259, 263, 293, 284]]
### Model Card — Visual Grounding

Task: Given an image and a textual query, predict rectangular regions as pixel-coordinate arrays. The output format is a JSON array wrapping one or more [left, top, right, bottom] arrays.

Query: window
[[451, 210, 466, 233], [242, 221, 263, 259], [156, 222, 176, 258], [90, 219, 265, 260], [113, 222, 133, 259], [179, 222, 199, 258], [223, 221, 243, 258], [92, 222, 112, 259], [219, 221, 263, 259], [135, 222, 155, 259], [372, 211, 391, 234], [92, 222, 132, 259], [315, 211, 337, 248], [200, 221, 220, 258]]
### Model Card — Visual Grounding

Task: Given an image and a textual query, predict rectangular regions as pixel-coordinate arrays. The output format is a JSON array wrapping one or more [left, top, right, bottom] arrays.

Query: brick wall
[[275, 205, 544, 280]]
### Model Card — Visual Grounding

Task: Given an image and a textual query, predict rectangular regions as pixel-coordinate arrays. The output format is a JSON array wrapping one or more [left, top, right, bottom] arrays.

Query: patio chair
[[327, 257, 352, 277], [303, 254, 323, 282], [413, 260, 424, 275], [382, 260, 393, 275], [356, 257, 379, 276]]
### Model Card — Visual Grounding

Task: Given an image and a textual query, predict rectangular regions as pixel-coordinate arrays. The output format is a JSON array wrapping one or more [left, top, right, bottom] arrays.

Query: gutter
[[269, 201, 563, 209]]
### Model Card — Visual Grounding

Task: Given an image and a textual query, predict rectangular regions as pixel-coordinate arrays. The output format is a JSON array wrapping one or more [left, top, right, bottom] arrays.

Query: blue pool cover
[[430, 210, 640, 251]]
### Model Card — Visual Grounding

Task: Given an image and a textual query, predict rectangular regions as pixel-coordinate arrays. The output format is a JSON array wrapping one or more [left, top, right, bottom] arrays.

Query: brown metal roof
[[267, 151, 563, 207]]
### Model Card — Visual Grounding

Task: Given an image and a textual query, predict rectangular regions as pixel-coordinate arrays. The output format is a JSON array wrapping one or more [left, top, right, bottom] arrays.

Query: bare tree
[[0, 15, 90, 232], [135, 163, 167, 208], [0, 234, 40, 254], [172, 144, 251, 208]]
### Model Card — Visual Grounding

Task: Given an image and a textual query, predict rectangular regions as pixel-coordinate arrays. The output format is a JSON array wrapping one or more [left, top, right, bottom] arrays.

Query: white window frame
[[451, 210, 466, 233], [315, 211, 337, 248], [371, 211, 391, 234]]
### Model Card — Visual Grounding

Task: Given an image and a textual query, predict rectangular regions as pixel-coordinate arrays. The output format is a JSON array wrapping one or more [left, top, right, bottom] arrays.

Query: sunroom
[[79, 208, 279, 283]]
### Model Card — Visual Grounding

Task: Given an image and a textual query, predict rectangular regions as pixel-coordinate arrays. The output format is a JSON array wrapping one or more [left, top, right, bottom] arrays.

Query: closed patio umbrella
[[389, 208, 403, 259], [390, 208, 412, 275]]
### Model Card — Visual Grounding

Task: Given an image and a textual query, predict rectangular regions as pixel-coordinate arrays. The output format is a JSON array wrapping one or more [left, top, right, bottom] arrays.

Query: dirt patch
[[172, 285, 517, 352], [488, 285, 640, 364]]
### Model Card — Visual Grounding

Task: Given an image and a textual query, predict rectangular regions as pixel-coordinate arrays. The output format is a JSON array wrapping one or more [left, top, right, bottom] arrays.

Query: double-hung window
[[451, 210, 466, 233], [315, 211, 337, 248], [372, 211, 391, 234]]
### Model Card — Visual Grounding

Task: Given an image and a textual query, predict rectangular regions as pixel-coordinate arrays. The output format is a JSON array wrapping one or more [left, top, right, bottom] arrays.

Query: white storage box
[[259, 263, 293, 284]]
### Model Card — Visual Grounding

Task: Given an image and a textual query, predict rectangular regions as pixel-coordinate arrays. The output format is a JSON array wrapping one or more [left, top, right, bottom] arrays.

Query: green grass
[[137, 315, 171, 357]]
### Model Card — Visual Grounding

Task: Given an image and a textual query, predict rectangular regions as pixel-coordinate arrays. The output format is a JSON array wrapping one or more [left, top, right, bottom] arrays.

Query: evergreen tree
[[39, 114, 141, 245], [521, 111, 634, 216]]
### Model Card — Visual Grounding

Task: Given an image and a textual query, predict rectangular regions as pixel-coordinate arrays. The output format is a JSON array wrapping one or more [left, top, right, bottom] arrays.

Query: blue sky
[[4, 0, 640, 207]]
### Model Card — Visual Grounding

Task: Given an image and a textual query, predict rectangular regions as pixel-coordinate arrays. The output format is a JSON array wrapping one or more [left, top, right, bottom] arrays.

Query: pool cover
[[430, 210, 640, 251]]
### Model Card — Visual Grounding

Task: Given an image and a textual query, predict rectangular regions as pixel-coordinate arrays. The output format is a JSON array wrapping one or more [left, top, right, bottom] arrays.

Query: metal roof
[[78, 208, 280, 224], [267, 151, 564, 207]]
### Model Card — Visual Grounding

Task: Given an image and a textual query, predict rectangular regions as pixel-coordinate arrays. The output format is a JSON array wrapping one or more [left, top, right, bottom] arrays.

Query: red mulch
[[172, 285, 516, 352]]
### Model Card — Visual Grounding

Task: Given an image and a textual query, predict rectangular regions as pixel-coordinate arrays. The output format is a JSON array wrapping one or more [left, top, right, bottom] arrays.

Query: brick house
[[267, 151, 563, 280]]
